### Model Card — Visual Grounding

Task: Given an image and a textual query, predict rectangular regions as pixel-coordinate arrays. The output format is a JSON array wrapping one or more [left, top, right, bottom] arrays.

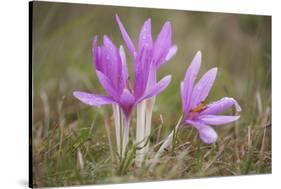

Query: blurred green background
[[32, 1, 271, 187]]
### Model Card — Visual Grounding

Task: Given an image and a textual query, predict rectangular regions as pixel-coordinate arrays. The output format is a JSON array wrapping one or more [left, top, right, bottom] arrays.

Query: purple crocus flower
[[73, 35, 171, 118], [115, 15, 177, 95], [115, 15, 177, 165], [181, 51, 241, 144]]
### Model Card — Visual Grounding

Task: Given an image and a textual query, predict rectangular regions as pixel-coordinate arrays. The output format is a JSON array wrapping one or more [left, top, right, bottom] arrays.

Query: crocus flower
[[150, 50, 242, 169], [73, 28, 172, 158], [115, 15, 177, 91], [115, 15, 177, 165], [181, 51, 241, 144], [73, 35, 171, 119]]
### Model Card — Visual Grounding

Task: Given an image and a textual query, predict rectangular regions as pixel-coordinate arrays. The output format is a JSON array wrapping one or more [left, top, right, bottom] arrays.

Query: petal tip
[[115, 14, 120, 21], [199, 126, 218, 144], [73, 91, 79, 98], [164, 75, 172, 83], [212, 67, 218, 72], [146, 18, 151, 24], [164, 21, 171, 27]]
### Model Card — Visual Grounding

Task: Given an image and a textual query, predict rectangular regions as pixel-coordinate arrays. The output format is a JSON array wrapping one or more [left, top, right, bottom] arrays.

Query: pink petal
[[201, 97, 242, 115], [165, 45, 178, 61], [134, 48, 152, 99], [120, 89, 135, 107], [146, 63, 157, 89], [119, 89, 135, 117], [182, 51, 202, 113], [199, 125, 218, 144], [92, 36, 102, 71], [73, 91, 114, 106], [96, 70, 119, 99], [119, 45, 129, 81], [190, 67, 217, 109], [186, 120, 218, 144], [115, 14, 137, 57], [198, 115, 240, 125], [102, 36, 122, 86], [152, 21, 172, 68], [138, 75, 172, 102], [138, 18, 153, 52]]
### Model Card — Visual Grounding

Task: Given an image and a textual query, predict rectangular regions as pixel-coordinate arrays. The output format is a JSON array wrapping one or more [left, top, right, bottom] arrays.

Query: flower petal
[[119, 89, 135, 117], [119, 45, 129, 81], [115, 14, 137, 57], [92, 36, 103, 71], [102, 35, 121, 80], [182, 51, 202, 113], [138, 18, 153, 52], [201, 97, 242, 115], [120, 89, 135, 106], [165, 45, 178, 61], [190, 67, 217, 109], [186, 120, 217, 144], [198, 115, 240, 125], [138, 75, 172, 102], [73, 91, 114, 106], [199, 125, 218, 144], [96, 70, 119, 99], [134, 48, 152, 99], [146, 63, 157, 89], [152, 21, 172, 68]]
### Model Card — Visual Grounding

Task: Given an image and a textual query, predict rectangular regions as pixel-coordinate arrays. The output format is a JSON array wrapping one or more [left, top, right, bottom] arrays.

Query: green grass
[[32, 2, 271, 187]]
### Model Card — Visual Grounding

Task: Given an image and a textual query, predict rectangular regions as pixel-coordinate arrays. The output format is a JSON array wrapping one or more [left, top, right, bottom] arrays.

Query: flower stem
[[112, 104, 121, 156], [121, 112, 130, 158], [149, 115, 183, 170], [136, 101, 146, 166], [142, 97, 156, 160]]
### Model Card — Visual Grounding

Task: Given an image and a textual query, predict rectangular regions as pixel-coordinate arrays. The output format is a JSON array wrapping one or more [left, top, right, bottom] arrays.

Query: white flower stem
[[121, 111, 130, 158], [136, 101, 146, 166], [149, 115, 183, 170], [112, 104, 131, 160], [112, 104, 121, 156], [143, 97, 156, 160]]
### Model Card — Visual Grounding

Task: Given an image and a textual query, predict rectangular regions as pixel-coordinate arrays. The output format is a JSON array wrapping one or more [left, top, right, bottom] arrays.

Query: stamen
[[190, 102, 207, 113]]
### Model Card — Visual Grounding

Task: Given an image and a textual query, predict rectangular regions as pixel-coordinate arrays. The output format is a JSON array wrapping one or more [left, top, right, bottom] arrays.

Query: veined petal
[[115, 14, 137, 57], [201, 97, 242, 115], [152, 21, 172, 67], [186, 120, 218, 144], [102, 35, 123, 91], [102, 36, 120, 73], [92, 36, 102, 71], [96, 70, 119, 99], [165, 45, 178, 61], [120, 89, 135, 107], [138, 18, 153, 52], [73, 91, 114, 106], [190, 67, 217, 109], [146, 63, 157, 89], [119, 89, 135, 117], [182, 51, 202, 113], [198, 115, 240, 125], [199, 125, 218, 144], [134, 48, 151, 99], [180, 81, 184, 108], [138, 75, 172, 102], [119, 45, 129, 81]]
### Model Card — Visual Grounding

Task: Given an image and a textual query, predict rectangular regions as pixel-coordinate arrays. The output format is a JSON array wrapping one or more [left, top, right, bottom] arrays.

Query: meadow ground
[[31, 2, 271, 187]]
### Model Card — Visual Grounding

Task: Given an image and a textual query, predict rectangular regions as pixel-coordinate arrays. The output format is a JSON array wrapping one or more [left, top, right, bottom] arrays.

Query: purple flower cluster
[[74, 15, 176, 119], [73, 15, 241, 149]]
